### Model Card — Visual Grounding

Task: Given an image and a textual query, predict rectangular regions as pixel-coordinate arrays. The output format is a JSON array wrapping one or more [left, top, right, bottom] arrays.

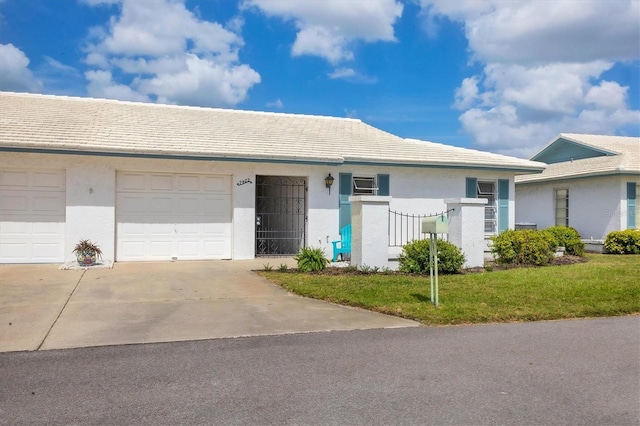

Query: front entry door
[[255, 176, 306, 256]]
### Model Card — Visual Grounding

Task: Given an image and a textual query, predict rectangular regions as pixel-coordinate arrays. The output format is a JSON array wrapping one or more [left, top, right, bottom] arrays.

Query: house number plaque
[[236, 178, 253, 186]]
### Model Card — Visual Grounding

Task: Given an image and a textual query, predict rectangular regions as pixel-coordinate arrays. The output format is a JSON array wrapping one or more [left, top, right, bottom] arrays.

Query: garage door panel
[[2, 192, 65, 215], [117, 194, 147, 214], [204, 176, 231, 193], [203, 195, 231, 215], [1, 194, 29, 213], [176, 196, 200, 215], [149, 196, 172, 215], [117, 173, 146, 191], [202, 222, 230, 235], [0, 170, 29, 187], [177, 241, 199, 257], [1, 242, 28, 261], [119, 241, 145, 258], [149, 240, 173, 257], [32, 171, 65, 188], [0, 221, 29, 236], [119, 222, 145, 236], [32, 222, 65, 236], [33, 193, 66, 213], [1, 169, 65, 263], [149, 222, 174, 236], [176, 223, 199, 235], [116, 171, 232, 261], [32, 243, 63, 261], [203, 240, 229, 257], [150, 174, 173, 191], [177, 175, 200, 191]]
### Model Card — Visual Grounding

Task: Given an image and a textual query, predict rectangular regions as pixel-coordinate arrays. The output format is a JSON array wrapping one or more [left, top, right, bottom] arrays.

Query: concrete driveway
[[0, 260, 418, 352]]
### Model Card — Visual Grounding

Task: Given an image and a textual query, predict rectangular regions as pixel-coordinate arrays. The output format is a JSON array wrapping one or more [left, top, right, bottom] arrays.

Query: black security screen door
[[255, 176, 307, 256]]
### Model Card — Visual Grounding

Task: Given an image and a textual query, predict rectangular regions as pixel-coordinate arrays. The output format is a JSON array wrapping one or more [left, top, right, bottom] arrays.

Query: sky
[[0, 0, 638, 158]]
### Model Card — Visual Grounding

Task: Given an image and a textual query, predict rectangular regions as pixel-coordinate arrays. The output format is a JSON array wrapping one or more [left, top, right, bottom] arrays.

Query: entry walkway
[[0, 260, 418, 352]]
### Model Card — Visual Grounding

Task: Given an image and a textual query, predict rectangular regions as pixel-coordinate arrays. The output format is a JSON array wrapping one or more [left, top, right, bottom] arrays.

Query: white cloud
[[0, 43, 42, 92], [453, 76, 479, 110], [327, 67, 378, 84], [420, 0, 640, 157], [83, 0, 260, 107], [422, 0, 639, 65], [584, 81, 630, 111], [328, 68, 356, 79], [44, 56, 78, 74], [293, 25, 352, 63], [135, 54, 260, 107], [85, 69, 149, 102], [79, 0, 119, 5], [244, 0, 402, 64], [266, 99, 284, 109]]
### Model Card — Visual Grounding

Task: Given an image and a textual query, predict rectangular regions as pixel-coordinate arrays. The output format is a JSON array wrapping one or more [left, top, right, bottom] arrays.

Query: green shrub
[[544, 226, 585, 256], [604, 229, 640, 254], [490, 229, 557, 266], [294, 247, 330, 272], [398, 238, 466, 274]]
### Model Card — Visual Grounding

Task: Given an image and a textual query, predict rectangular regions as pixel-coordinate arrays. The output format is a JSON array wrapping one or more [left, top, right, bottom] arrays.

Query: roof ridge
[[560, 132, 640, 140], [0, 91, 363, 123]]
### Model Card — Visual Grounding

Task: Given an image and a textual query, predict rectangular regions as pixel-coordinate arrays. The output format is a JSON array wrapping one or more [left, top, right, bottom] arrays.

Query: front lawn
[[259, 254, 640, 325]]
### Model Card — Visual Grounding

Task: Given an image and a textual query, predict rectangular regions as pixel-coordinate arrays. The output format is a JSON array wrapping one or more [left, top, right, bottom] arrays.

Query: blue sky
[[0, 0, 638, 158]]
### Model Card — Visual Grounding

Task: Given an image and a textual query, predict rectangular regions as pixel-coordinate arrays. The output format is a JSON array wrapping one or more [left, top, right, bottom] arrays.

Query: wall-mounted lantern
[[325, 173, 335, 194]]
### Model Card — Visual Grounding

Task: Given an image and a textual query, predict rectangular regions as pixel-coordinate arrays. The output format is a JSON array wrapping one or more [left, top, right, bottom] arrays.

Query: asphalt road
[[1, 316, 638, 425]]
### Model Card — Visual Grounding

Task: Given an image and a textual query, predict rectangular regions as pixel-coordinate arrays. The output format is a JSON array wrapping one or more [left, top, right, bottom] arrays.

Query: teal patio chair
[[332, 225, 352, 262]]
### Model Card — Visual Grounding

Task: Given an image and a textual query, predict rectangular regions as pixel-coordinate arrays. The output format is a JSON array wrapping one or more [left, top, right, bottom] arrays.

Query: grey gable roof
[[0, 92, 545, 172], [516, 133, 640, 184]]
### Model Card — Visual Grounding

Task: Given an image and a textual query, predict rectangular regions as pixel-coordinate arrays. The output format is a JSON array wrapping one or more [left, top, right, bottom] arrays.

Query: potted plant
[[73, 239, 103, 266]]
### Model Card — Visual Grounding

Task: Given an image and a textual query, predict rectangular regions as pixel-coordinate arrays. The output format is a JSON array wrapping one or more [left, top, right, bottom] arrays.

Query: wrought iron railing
[[388, 208, 454, 247]]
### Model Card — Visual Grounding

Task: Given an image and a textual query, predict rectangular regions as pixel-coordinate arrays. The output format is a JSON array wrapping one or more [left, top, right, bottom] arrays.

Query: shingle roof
[[0, 92, 545, 172], [516, 133, 640, 184]]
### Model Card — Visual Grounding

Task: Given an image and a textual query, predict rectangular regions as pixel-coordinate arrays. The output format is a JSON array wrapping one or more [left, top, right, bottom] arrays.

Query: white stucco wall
[[445, 198, 488, 268], [350, 196, 391, 269], [2, 150, 520, 263], [65, 162, 115, 263], [516, 175, 636, 240]]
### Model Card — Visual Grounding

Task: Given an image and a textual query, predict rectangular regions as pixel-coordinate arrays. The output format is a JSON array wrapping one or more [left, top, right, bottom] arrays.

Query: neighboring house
[[515, 133, 640, 240], [0, 92, 544, 264]]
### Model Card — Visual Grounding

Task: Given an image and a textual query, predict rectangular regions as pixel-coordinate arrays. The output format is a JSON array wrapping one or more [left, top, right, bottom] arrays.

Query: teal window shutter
[[498, 179, 509, 232], [339, 173, 352, 230], [628, 182, 637, 229], [466, 177, 477, 198], [377, 174, 390, 196]]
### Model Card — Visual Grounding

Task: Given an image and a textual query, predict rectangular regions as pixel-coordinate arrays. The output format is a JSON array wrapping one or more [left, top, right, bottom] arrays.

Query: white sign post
[[421, 215, 450, 307]]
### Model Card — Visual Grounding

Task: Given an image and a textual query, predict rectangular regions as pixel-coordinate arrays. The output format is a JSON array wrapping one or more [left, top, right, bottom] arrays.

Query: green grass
[[260, 254, 640, 325]]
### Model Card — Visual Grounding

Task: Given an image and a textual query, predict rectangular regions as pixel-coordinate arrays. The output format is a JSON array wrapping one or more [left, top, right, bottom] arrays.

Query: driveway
[[0, 260, 418, 352]]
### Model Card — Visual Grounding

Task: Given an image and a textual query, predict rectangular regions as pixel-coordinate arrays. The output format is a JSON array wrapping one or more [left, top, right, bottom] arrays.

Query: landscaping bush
[[294, 247, 330, 272], [398, 238, 466, 274], [490, 229, 557, 266], [604, 229, 640, 254], [544, 226, 585, 256]]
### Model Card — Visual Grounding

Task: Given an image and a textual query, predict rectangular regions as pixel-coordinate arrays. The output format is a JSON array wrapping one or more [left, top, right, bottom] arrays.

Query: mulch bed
[[270, 255, 589, 276], [475, 255, 588, 273]]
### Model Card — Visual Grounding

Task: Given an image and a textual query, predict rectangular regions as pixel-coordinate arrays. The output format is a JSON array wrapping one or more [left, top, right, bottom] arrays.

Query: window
[[339, 173, 390, 230], [555, 189, 569, 226], [466, 177, 509, 233], [478, 181, 497, 233], [630, 183, 639, 229], [352, 176, 377, 195]]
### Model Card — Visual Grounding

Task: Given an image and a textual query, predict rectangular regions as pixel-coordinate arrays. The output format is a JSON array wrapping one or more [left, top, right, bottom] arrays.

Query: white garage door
[[116, 172, 232, 261], [0, 169, 66, 263]]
